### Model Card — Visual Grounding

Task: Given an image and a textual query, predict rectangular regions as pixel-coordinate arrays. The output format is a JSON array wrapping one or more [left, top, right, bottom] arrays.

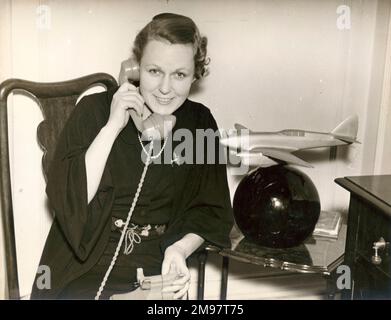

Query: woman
[[31, 13, 233, 300]]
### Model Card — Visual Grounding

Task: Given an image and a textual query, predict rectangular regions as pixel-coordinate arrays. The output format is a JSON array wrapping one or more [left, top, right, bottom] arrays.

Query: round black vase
[[233, 165, 321, 248]]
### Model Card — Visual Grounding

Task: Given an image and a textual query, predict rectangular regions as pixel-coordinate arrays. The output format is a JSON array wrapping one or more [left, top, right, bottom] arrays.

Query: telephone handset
[[119, 57, 176, 141]]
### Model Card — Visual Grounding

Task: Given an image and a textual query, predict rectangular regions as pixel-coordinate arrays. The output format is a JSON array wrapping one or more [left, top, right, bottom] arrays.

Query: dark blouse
[[31, 87, 234, 299], [110, 122, 176, 225]]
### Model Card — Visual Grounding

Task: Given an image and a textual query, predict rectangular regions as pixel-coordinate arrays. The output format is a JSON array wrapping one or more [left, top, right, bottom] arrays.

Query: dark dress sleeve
[[161, 107, 234, 252], [45, 92, 115, 262]]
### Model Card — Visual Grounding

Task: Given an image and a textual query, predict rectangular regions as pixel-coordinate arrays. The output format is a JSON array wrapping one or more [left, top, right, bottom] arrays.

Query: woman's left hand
[[161, 244, 191, 300]]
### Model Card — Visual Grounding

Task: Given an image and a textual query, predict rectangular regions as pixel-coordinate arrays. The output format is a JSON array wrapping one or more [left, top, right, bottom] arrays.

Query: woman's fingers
[[117, 81, 137, 92], [161, 260, 174, 276], [161, 271, 191, 300], [173, 282, 190, 300], [115, 81, 144, 107], [173, 272, 190, 286], [162, 283, 184, 293], [161, 280, 190, 296], [107, 84, 145, 132], [118, 91, 144, 105], [166, 271, 190, 288], [115, 96, 144, 117], [161, 244, 191, 299], [117, 90, 145, 117]]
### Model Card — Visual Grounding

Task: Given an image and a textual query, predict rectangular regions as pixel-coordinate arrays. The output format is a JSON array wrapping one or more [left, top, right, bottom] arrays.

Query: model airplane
[[220, 115, 359, 168]]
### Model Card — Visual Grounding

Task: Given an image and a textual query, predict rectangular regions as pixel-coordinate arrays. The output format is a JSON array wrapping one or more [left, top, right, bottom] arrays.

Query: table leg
[[326, 274, 336, 300], [220, 256, 229, 300], [197, 250, 208, 300]]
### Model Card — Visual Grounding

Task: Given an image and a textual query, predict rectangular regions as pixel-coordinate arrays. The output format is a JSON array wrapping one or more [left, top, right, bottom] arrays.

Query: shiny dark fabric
[[58, 220, 166, 300]]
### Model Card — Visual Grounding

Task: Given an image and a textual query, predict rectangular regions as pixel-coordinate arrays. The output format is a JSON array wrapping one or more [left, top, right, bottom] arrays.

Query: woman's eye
[[175, 72, 186, 79], [149, 69, 160, 75]]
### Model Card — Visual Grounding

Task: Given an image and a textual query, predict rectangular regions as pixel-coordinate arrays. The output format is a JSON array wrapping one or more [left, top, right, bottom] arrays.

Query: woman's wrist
[[101, 122, 122, 139], [166, 242, 188, 258], [167, 233, 205, 259]]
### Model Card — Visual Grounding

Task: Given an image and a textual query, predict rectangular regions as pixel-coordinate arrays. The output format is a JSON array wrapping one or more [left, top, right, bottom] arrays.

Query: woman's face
[[139, 39, 195, 115]]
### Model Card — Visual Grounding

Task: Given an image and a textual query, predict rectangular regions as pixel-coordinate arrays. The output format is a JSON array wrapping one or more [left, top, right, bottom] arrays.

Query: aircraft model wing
[[240, 148, 314, 168]]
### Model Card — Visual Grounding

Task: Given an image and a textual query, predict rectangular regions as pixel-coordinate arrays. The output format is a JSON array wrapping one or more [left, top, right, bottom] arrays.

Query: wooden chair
[[0, 73, 118, 299]]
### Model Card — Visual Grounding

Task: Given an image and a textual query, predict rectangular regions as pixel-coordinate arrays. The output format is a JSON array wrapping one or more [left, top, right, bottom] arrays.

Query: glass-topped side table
[[206, 223, 347, 299]]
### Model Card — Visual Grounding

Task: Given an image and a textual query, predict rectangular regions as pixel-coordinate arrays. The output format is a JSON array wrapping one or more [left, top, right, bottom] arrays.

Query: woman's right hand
[[106, 82, 145, 135]]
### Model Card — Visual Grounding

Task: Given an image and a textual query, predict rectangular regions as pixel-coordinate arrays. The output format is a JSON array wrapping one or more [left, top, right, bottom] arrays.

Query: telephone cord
[[138, 134, 168, 159], [94, 141, 154, 300]]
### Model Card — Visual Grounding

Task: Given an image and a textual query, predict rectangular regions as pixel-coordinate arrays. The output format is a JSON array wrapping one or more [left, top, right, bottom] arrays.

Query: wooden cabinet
[[335, 175, 391, 299]]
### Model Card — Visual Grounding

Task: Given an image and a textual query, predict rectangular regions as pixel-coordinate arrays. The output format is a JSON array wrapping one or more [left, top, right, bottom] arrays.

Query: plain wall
[[1, 0, 390, 299]]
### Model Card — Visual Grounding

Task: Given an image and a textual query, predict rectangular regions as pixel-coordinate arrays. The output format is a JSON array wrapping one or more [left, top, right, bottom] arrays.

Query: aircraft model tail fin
[[331, 115, 359, 143]]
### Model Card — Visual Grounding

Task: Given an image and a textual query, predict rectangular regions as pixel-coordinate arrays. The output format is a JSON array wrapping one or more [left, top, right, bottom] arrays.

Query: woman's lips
[[154, 95, 174, 105]]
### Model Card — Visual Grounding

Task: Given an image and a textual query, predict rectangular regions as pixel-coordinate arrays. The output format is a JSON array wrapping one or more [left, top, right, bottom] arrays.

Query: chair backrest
[[0, 73, 118, 299]]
